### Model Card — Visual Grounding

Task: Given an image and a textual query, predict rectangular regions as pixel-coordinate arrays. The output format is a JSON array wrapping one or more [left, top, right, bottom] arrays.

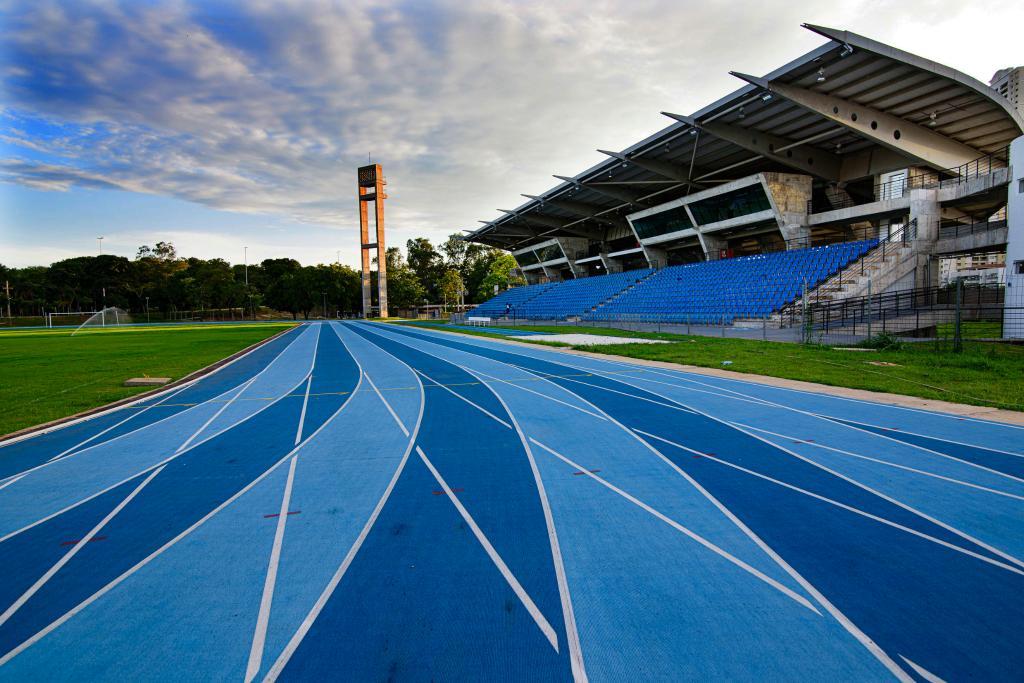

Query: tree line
[[0, 234, 523, 321]]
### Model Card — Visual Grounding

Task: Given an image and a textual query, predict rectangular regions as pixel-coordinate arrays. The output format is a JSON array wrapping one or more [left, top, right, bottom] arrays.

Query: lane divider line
[[0, 465, 166, 629]]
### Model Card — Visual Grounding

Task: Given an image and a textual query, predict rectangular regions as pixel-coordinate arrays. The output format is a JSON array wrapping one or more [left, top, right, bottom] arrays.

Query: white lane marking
[[577, 364, 1024, 571], [0, 327, 311, 485], [384, 329, 913, 680], [609, 368, 778, 408], [264, 327, 423, 682], [460, 364, 588, 681], [633, 367, 1024, 486], [461, 365, 607, 422], [0, 474, 27, 492], [899, 655, 947, 683], [245, 456, 299, 683], [413, 368, 512, 429], [514, 366, 696, 413], [416, 445, 559, 650], [363, 372, 408, 437], [294, 375, 313, 446], [820, 415, 1024, 459], [0, 465, 165, 628], [734, 423, 1024, 502], [0, 339, 364, 669], [46, 383, 194, 463], [176, 376, 258, 454], [635, 429, 1024, 577], [529, 437, 818, 614]]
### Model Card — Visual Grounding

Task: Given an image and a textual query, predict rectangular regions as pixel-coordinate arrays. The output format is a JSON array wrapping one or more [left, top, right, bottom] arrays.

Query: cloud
[[0, 0, 1019, 264]]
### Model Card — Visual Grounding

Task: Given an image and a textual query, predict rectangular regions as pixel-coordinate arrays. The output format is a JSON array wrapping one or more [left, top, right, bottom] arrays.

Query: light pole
[[145, 296, 150, 323], [97, 236, 104, 254], [322, 291, 327, 320]]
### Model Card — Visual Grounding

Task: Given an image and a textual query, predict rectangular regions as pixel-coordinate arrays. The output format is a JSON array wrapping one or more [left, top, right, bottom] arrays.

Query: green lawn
[[407, 322, 1024, 412], [0, 323, 294, 436]]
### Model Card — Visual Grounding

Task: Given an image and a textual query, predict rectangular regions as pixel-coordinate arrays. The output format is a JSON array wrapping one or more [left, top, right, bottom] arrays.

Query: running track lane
[[365, 321, 1024, 681], [275, 323, 574, 680]]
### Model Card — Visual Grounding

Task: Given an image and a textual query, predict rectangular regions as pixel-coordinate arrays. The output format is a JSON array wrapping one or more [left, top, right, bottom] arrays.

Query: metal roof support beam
[[663, 112, 842, 181], [597, 149, 704, 188], [520, 194, 610, 220], [553, 175, 649, 207], [731, 72, 986, 171]]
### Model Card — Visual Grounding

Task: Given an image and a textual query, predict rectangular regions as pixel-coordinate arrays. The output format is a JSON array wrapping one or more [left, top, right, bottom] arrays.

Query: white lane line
[[577, 364, 1024, 572], [513, 366, 697, 414], [416, 445, 559, 650], [461, 365, 606, 422], [0, 351, 365, 669], [460, 364, 587, 681], [820, 415, 1024, 459], [0, 374, 311, 547], [46, 383, 194, 463], [362, 372, 408, 437], [528, 437, 817, 613], [635, 429, 1024, 577], [634, 367, 1024, 486], [245, 456, 299, 683], [413, 368, 512, 429], [734, 423, 1024, 502], [391, 334, 913, 680], [264, 329, 423, 682], [294, 375, 313, 446], [0, 465, 166, 628], [176, 376, 258, 454], [0, 474, 27, 492], [899, 655, 947, 683], [608, 368, 778, 408]]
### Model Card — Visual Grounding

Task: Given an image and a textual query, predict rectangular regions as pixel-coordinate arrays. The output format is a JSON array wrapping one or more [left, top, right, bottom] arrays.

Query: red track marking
[[432, 488, 464, 496], [60, 536, 108, 547], [264, 511, 302, 519]]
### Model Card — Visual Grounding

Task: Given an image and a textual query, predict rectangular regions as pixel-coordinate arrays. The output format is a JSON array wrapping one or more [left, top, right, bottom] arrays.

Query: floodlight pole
[[146, 296, 150, 323], [97, 236, 104, 254]]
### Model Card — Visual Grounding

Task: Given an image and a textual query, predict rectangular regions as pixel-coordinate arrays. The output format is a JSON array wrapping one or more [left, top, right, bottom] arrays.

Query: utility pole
[[4, 280, 10, 319], [145, 296, 150, 323], [244, 246, 250, 320]]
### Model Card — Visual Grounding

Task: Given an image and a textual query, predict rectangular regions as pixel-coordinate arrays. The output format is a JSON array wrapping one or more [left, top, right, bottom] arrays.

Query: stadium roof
[[466, 24, 1024, 250]]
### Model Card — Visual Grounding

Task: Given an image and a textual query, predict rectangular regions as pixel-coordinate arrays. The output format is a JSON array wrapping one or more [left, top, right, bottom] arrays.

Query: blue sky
[[1, 0, 1021, 269]]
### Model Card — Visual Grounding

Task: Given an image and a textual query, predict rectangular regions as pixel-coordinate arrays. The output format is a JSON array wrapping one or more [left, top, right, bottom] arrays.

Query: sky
[[0, 0, 1021, 270]]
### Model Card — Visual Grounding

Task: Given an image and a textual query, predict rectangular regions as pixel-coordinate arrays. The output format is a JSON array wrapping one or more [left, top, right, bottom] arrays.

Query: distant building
[[991, 67, 1023, 117]]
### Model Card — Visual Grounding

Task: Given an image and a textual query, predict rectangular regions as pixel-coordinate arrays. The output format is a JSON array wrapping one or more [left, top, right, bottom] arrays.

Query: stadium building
[[463, 25, 1024, 338]]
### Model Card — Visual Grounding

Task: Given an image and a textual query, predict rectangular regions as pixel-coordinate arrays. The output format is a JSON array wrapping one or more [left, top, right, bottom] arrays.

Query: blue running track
[[0, 321, 1021, 681]]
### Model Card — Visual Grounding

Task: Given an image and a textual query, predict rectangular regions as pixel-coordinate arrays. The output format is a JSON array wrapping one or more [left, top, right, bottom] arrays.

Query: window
[[689, 184, 772, 225], [1015, 260, 1024, 275], [632, 205, 694, 239], [1018, 178, 1024, 194], [536, 243, 565, 263], [514, 250, 539, 267]]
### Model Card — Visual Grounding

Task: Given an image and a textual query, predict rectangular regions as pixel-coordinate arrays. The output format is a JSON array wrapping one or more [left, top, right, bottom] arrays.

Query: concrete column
[[909, 187, 941, 289], [1004, 135, 1024, 339], [601, 256, 623, 273], [697, 231, 727, 260], [764, 172, 812, 249], [780, 223, 811, 249], [643, 246, 668, 269]]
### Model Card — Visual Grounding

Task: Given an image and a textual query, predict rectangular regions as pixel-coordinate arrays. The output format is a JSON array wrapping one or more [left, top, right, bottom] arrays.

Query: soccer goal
[[46, 311, 100, 328]]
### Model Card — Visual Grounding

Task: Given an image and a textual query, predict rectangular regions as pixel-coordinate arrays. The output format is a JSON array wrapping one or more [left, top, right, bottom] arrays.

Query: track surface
[[1, 321, 1022, 681]]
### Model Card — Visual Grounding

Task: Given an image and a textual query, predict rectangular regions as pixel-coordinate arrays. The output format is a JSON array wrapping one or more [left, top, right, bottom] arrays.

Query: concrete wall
[[1004, 135, 1024, 338]]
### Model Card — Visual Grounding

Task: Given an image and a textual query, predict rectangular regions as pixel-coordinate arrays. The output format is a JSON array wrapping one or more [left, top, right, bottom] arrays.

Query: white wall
[[1004, 135, 1024, 338]]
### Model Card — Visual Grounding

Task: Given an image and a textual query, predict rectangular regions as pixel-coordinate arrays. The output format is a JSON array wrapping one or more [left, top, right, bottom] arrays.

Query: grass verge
[[0, 322, 295, 436], [399, 322, 1024, 412]]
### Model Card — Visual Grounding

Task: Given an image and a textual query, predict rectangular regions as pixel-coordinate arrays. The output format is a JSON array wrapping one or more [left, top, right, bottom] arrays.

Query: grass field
[[406, 322, 1024, 412], [0, 323, 295, 436]]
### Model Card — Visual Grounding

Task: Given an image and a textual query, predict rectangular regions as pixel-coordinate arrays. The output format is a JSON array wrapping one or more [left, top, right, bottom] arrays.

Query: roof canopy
[[467, 24, 1023, 250]]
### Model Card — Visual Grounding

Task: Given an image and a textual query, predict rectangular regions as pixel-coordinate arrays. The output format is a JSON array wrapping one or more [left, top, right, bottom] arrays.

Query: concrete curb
[[409, 324, 1024, 427], [0, 324, 297, 444]]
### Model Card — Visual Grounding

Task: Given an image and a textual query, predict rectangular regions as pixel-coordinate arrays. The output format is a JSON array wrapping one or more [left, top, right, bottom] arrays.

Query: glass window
[[632, 205, 693, 239], [536, 243, 565, 262], [514, 250, 539, 267], [689, 184, 772, 225]]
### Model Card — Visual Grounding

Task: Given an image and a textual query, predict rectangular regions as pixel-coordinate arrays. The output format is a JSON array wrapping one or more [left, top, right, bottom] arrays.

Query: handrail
[[937, 218, 1007, 240]]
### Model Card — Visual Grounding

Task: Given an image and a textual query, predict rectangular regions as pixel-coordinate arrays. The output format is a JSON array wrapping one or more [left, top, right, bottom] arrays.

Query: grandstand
[[462, 24, 1024, 338]]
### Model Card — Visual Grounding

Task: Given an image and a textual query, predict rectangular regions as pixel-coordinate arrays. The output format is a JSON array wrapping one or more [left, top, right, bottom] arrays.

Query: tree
[[406, 237, 443, 301], [439, 269, 465, 311], [385, 247, 427, 310], [478, 252, 524, 301]]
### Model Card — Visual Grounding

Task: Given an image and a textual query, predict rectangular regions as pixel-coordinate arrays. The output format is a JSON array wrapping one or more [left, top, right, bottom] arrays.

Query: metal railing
[[937, 218, 1007, 240], [807, 147, 1009, 214]]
